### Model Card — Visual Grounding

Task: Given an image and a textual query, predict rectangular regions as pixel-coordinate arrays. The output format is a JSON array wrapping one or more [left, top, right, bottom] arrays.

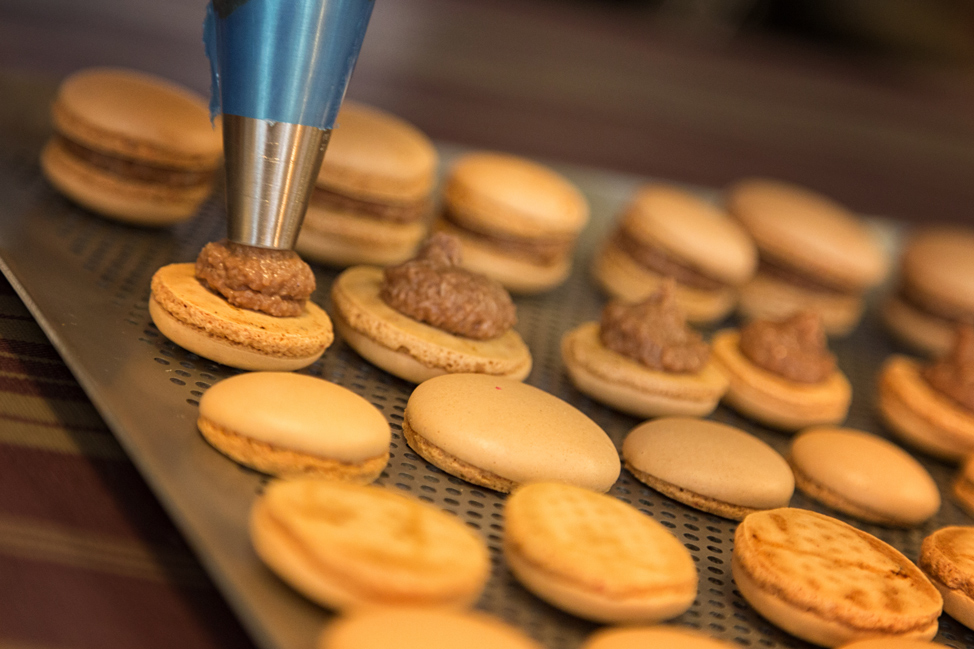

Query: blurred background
[[2, 0, 974, 222]]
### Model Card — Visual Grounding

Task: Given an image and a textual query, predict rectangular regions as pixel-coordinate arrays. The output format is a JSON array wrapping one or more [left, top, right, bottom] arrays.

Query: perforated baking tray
[[2, 85, 974, 649]]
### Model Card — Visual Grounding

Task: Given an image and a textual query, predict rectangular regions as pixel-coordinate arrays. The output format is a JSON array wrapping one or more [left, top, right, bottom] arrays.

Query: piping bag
[[204, 0, 374, 249]]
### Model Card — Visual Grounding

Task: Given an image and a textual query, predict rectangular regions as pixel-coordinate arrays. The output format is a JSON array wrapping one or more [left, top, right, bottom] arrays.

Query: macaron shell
[[622, 417, 793, 510], [838, 639, 944, 648], [198, 372, 389, 462], [444, 152, 589, 237], [582, 626, 737, 649], [789, 427, 940, 525], [620, 185, 757, 285], [727, 179, 887, 290], [52, 67, 221, 168], [317, 101, 438, 203], [901, 227, 974, 315], [404, 374, 620, 492]]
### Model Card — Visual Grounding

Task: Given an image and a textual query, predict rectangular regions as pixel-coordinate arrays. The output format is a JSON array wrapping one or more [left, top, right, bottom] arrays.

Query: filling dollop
[[923, 325, 974, 413], [738, 311, 836, 383], [195, 240, 316, 317], [380, 232, 517, 340], [599, 280, 709, 373]]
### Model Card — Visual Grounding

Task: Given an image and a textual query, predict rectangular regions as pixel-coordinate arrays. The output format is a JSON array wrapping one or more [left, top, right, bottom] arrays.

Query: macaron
[[919, 526, 974, 632], [40, 67, 222, 226], [622, 417, 794, 520], [837, 641, 943, 649], [788, 427, 940, 527], [149, 263, 334, 371], [953, 457, 974, 518], [197, 372, 390, 482], [883, 227, 974, 356], [319, 609, 543, 649], [250, 478, 490, 611], [402, 374, 620, 493], [434, 151, 589, 294], [732, 508, 942, 647], [727, 179, 887, 336], [504, 482, 697, 623], [295, 101, 438, 267], [592, 184, 757, 323], [582, 626, 737, 649]]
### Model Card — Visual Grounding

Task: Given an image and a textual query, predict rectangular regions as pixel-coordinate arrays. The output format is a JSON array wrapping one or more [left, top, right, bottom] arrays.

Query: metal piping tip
[[223, 114, 330, 250]]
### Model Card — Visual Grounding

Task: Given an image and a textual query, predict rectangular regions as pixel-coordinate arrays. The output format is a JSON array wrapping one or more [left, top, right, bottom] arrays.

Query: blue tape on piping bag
[[203, 0, 373, 129]]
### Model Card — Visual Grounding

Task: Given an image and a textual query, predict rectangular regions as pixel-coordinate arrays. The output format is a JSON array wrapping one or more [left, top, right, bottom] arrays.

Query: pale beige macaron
[[435, 151, 588, 294], [197, 372, 390, 482], [250, 478, 490, 611], [582, 626, 737, 649], [732, 508, 942, 647], [919, 526, 974, 632], [331, 265, 531, 383], [711, 329, 851, 431], [789, 427, 940, 527], [149, 263, 333, 371], [296, 101, 438, 267], [402, 374, 620, 493], [727, 179, 887, 336], [883, 227, 974, 356], [319, 608, 543, 649], [504, 482, 697, 624], [592, 184, 757, 323], [622, 417, 794, 520], [877, 355, 974, 462]]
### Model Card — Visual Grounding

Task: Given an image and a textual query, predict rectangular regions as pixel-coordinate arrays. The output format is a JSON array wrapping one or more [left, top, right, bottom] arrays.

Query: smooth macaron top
[[726, 178, 887, 289], [199, 372, 390, 462], [790, 427, 940, 524], [583, 626, 737, 649], [620, 185, 757, 285], [317, 101, 438, 203], [320, 609, 543, 649], [52, 67, 221, 169], [443, 152, 589, 238], [901, 227, 974, 313], [405, 374, 620, 492], [622, 417, 793, 510]]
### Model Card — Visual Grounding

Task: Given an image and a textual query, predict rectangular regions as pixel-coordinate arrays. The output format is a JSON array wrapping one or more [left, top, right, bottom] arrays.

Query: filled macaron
[[295, 101, 438, 267], [592, 184, 757, 323], [434, 152, 589, 294], [727, 179, 887, 336], [41, 67, 222, 225]]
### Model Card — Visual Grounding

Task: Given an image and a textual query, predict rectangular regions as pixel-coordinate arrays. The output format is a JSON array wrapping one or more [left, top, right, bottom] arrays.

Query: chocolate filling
[[56, 135, 215, 187], [440, 208, 575, 265], [898, 281, 974, 323], [310, 186, 431, 224], [738, 311, 836, 383], [612, 228, 726, 291], [757, 256, 857, 295]]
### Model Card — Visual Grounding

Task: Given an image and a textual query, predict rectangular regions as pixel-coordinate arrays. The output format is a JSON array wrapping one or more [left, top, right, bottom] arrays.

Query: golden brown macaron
[[435, 152, 589, 294], [149, 263, 333, 371], [319, 608, 544, 649], [622, 417, 794, 520], [250, 478, 491, 611], [877, 355, 974, 462], [727, 179, 887, 336], [732, 508, 942, 647], [330, 265, 531, 383], [883, 227, 974, 357], [953, 457, 974, 518], [296, 101, 438, 267], [504, 482, 697, 623], [711, 328, 851, 431], [582, 626, 737, 649], [402, 374, 620, 493], [919, 526, 974, 632], [837, 640, 943, 649], [592, 184, 757, 324], [41, 67, 221, 225], [197, 372, 390, 482], [788, 427, 940, 527]]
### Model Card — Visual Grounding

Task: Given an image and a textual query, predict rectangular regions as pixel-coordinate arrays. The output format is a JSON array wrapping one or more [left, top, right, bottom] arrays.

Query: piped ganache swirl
[[599, 281, 710, 373], [738, 311, 836, 383], [381, 233, 517, 340], [923, 326, 974, 413], [195, 240, 316, 317]]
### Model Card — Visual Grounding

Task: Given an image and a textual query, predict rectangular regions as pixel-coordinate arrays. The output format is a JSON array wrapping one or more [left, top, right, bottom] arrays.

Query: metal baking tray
[[2, 85, 974, 649]]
